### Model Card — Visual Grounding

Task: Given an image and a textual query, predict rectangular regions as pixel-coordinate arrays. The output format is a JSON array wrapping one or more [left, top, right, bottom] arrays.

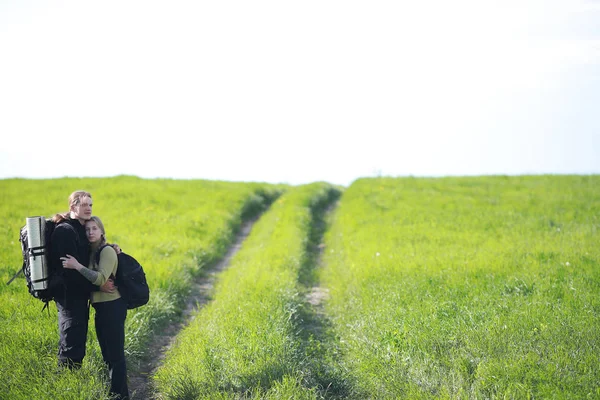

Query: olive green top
[[89, 244, 121, 303]]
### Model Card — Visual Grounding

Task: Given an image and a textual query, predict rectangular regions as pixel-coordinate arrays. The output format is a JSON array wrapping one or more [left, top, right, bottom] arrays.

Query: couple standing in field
[[50, 190, 129, 400]]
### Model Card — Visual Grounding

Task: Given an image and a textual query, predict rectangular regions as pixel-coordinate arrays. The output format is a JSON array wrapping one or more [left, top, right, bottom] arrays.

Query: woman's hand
[[60, 254, 80, 270], [100, 279, 116, 293]]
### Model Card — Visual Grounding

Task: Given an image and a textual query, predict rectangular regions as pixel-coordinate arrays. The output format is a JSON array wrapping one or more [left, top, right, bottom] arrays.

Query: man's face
[[72, 196, 93, 221]]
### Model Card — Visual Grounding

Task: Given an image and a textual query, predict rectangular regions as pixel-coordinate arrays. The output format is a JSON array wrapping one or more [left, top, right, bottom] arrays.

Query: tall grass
[[153, 182, 341, 399], [0, 176, 282, 399], [320, 175, 600, 399]]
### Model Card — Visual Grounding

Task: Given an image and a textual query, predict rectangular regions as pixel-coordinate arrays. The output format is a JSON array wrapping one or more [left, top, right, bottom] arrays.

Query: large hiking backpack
[[97, 245, 150, 309], [16, 217, 57, 304]]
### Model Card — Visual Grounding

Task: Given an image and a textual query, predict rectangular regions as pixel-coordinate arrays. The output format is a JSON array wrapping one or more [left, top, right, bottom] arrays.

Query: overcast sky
[[1, 0, 598, 186]]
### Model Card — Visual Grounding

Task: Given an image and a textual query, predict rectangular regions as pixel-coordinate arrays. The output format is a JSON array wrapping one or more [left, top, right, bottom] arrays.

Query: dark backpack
[[7, 217, 62, 310], [97, 245, 150, 309]]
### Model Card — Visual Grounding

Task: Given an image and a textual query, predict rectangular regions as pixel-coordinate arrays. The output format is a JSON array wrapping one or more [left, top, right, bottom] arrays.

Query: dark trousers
[[56, 295, 90, 368], [93, 298, 129, 400]]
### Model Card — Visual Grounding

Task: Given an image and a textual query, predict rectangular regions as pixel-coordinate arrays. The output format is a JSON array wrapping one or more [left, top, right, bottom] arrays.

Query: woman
[[61, 216, 129, 400]]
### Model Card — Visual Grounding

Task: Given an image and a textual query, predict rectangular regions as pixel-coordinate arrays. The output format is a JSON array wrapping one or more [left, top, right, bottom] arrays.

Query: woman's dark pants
[[93, 298, 129, 400]]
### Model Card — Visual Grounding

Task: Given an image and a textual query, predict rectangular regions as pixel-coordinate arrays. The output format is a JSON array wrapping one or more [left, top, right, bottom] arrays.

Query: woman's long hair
[[88, 216, 108, 267], [88, 216, 107, 247]]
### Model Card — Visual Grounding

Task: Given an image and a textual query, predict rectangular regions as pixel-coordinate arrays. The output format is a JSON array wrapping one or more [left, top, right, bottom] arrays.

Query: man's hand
[[100, 279, 116, 293], [111, 244, 122, 254]]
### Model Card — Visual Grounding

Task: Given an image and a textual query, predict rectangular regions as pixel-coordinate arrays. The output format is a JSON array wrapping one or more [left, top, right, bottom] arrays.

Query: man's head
[[68, 191, 93, 223]]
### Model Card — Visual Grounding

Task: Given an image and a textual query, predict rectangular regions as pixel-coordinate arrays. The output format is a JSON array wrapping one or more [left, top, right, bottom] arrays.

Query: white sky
[[1, 0, 599, 186]]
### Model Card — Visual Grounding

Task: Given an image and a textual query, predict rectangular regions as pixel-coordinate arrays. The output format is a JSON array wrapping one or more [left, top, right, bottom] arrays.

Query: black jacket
[[50, 218, 97, 298]]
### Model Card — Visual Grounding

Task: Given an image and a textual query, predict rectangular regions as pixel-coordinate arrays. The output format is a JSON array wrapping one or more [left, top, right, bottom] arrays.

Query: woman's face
[[85, 220, 102, 244]]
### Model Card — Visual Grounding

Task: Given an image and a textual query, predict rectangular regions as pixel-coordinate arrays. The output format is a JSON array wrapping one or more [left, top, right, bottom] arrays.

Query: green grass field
[[320, 175, 600, 399], [0, 175, 598, 399], [153, 182, 341, 399], [0, 176, 282, 399]]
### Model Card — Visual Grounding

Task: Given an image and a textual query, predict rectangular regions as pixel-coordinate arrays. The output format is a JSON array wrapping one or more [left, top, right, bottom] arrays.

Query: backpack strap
[[6, 265, 24, 285], [41, 300, 51, 315]]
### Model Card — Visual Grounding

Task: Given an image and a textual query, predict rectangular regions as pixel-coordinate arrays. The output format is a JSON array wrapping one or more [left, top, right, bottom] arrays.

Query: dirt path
[[296, 199, 351, 399], [128, 218, 258, 399], [303, 201, 337, 312], [303, 244, 330, 328]]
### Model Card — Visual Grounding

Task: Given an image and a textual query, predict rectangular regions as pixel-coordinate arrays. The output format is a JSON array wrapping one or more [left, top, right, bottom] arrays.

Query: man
[[50, 190, 98, 369]]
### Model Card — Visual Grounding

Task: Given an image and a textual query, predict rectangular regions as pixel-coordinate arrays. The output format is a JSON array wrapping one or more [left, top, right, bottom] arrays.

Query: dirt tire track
[[296, 198, 352, 399], [128, 218, 258, 399]]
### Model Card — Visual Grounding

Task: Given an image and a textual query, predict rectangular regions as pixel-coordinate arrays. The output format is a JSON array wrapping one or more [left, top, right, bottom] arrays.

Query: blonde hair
[[87, 216, 107, 247], [69, 190, 92, 208], [52, 190, 93, 223]]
